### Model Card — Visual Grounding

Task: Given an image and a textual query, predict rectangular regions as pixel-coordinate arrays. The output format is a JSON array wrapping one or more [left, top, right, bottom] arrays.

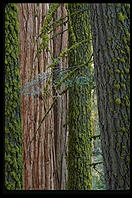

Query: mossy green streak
[[5, 3, 23, 190]]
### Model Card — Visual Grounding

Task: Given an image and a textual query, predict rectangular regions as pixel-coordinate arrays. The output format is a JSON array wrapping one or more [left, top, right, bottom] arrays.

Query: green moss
[[125, 30, 130, 42], [115, 69, 120, 74], [115, 98, 121, 105], [118, 12, 127, 22], [125, 67, 129, 74], [112, 58, 118, 63], [123, 36, 127, 44], [120, 74, 124, 81], [109, 98, 113, 104], [117, 57, 125, 63], [41, 34, 49, 48], [121, 50, 125, 54], [121, 83, 126, 89], [125, 46, 130, 55], [116, 3, 121, 8], [5, 3, 23, 190], [120, 127, 126, 132], [123, 96, 130, 108], [126, 102, 130, 108], [125, 4, 130, 9], [108, 37, 112, 41], [33, 3, 60, 59], [114, 84, 120, 90], [109, 69, 113, 74], [67, 3, 92, 190]]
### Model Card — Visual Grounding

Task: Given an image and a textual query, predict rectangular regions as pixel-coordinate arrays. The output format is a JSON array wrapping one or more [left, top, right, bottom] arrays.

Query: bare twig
[[23, 87, 69, 166]]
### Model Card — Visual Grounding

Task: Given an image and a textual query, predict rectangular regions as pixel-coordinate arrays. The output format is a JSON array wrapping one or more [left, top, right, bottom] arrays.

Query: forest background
[[4, 3, 130, 191]]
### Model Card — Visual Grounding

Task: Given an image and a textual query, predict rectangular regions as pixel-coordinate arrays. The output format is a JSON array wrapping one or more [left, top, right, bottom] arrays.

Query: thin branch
[[50, 28, 68, 40], [34, 7, 91, 42], [55, 54, 93, 90], [90, 161, 103, 168], [48, 7, 90, 31], [90, 134, 101, 140], [23, 87, 69, 166], [94, 167, 105, 178], [23, 97, 57, 166]]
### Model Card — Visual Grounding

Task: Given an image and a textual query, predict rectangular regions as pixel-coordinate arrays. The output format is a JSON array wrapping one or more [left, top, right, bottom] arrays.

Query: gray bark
[[90, 3, 130, 190]]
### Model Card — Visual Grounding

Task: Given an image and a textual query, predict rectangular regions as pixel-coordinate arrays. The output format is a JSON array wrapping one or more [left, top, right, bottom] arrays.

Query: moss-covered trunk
[[67, 3, 93, 190], [5, 3, 23, 190], [90, 3, 130, 190]]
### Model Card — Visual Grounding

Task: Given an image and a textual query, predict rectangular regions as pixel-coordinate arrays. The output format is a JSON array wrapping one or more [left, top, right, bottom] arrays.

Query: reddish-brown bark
[[18, 3, 68, 190], [53, 4, 68, 189]]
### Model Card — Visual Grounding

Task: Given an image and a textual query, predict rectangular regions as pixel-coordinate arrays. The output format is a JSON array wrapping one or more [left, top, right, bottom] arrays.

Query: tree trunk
[[90, 3, 130, 190], [67, 3, 93, 190], [18, 3, 68, 190], [5, 3, 23, 190], [52, 4, 68, 189], [18, 3, 56, 190]]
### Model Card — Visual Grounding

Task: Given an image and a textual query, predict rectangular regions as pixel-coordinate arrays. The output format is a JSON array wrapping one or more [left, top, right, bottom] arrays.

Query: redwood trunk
[[18, 3, 68, 190], [52, 4, 68, 189], [18, 3, 56, 190]]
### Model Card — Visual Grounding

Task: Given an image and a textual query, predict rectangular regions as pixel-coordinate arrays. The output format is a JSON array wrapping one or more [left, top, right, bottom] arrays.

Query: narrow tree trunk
[[52, 4, 68, 189], [90, 3, 130, 190], [5, 3, 23, 190], [67, 3, 93, 190], [18, 3, 57, 190]]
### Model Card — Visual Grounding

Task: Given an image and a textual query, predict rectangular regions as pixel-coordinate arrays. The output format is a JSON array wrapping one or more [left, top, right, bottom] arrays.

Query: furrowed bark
[[90, 3, 130, 190], [18, 3, 56, 190]]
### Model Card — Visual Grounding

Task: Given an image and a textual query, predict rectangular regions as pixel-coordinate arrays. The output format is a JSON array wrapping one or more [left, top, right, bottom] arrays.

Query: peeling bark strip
[[18, 3, 68, 190], [90, 3, 130, 190]]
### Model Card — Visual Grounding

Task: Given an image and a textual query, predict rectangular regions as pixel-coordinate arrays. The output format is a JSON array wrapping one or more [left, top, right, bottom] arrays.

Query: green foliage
[[41, 3, 60, 34], [33, 3, 60, 61]]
